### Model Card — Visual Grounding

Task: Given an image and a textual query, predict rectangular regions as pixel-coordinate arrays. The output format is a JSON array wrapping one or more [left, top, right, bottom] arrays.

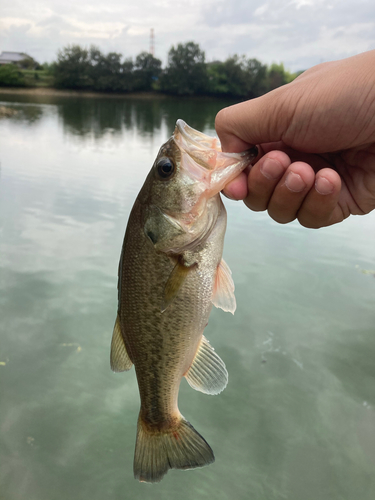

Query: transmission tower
[[150, 28, 155, 56]]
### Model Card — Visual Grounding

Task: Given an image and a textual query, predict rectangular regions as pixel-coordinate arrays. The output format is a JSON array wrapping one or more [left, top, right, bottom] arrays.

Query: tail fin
[[134, 415, 215, 483]]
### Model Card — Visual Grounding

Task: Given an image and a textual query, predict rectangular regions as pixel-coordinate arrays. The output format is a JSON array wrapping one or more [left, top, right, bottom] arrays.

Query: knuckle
[[214, 109, 225, 132], [215, 108, 230, 135]]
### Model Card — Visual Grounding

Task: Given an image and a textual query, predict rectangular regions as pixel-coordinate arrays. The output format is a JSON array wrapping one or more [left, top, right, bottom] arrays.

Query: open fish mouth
[[173, 119, 258, 195], [175, 119, 222, 154]]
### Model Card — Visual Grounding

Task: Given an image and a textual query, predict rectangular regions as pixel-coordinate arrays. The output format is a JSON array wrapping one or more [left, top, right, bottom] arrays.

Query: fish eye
[[156, 157, 175, 180]]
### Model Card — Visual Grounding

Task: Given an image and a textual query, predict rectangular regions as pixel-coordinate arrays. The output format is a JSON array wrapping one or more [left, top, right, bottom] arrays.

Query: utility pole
[[150, 28, 155, 56]]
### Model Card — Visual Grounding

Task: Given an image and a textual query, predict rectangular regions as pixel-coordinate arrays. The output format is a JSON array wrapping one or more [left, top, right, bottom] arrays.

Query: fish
[[110, 120, 257, 483]]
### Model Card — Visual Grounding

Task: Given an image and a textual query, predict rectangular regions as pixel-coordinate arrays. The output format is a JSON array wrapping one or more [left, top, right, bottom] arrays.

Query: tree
[[207, 56, 267, 98], [53, 45, 136, 92], [222, 55, 249, 96], [42, 62, 56, 74], [267, 63, 293, 91], [19, 57, 38, 70], [50, 41, 296, 96], [89, 47, 132, 91], [245, 58, 268, 97], [207, 61, 229, 95], [161, 42, 208, 95], [54, 45, 91, 89], [134, 52, 162, 91], [120, 58, 136, 92]]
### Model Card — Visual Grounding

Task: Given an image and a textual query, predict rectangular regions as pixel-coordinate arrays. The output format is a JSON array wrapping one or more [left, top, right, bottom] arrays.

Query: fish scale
[[110, 120, 257, 482]]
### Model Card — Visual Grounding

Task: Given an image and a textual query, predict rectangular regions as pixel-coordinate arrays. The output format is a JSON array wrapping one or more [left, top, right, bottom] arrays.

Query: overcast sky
[[1, 0, 374, 71]]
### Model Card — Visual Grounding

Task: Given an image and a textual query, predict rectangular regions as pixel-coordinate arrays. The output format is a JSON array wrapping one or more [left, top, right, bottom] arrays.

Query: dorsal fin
[[212, 259, 236, 314], [185, 336, 228, 395], [110, 314, 133, 372]]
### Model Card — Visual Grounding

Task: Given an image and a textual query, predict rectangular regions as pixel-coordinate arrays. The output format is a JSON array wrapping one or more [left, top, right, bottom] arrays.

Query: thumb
[[215, 87, 290, 153]]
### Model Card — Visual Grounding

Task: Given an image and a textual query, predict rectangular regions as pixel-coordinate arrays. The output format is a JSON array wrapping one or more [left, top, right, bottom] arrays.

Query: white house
[[0, 51, 36, 67]]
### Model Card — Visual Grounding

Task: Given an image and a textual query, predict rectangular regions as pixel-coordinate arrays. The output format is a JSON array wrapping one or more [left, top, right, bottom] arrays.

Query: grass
[[21, 69, 54, 88]]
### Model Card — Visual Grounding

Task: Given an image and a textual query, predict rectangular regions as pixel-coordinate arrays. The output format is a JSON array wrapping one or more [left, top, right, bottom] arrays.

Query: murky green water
[[1, 93, 375, 500]]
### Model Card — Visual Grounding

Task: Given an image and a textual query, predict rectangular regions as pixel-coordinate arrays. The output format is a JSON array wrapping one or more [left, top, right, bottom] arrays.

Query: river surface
[[1, 93, 375, 500]]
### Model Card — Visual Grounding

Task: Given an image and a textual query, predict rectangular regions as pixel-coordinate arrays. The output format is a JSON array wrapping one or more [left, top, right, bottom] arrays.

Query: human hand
[[215, 50, 375, 228]]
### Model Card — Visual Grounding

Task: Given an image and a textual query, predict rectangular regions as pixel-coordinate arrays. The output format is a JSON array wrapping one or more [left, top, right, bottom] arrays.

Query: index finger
[[215, 88, 288, 153]]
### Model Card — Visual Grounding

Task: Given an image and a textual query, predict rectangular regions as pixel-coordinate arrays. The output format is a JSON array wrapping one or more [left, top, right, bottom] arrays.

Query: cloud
[[201, 0, 374, 29], [0, 0, 374, 70], [36, 15, 72, 29], [199, 0, 375, 69]]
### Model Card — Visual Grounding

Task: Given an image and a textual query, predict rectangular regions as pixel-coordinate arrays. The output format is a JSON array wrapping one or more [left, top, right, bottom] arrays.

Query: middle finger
[[267, 162, 316, 223]]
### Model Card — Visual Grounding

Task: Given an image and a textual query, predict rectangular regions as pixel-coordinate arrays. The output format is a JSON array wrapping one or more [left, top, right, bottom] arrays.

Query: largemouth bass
[[110, 120, 256, 483]]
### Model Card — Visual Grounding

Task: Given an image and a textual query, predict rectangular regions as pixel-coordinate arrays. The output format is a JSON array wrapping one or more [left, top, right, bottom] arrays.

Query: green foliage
[[161, 47, 268, 98], [134, 52, 162, 91], [0, 64, 25, 87], [222, 56, 249, 96], [245, 58, 269, 97], [207, 56, 267, 98], [21, 69, 54, 87], [42, 62, 57, 74], [53, 45, 137, 92], [266, 62, 299, 90], [89, 46, 135, 92], [206, 61, 228, 95], [22, 42, 301, 97], [54, 45, 92, 89], [161, 42, 208, 95], [18, 57, 38, 70]]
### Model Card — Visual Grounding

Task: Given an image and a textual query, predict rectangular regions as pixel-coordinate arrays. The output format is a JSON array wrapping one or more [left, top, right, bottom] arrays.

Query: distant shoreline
[[0, 87, 227, 101], [0, 87, 169, 99]]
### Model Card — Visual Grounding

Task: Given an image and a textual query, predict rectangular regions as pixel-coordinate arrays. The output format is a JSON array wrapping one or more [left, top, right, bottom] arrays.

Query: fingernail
[[260, 158, 284, 180], [222, 190, 236, 200], [315, 176, 334, 195], [285, 172, 306, 192]]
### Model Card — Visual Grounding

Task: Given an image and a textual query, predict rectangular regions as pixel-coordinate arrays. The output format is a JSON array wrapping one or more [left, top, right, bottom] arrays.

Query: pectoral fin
[[162, 260, 194, 312], [185, 336, 228, 395], [212, 259, 236, 314], [110, 314, 133, 372]]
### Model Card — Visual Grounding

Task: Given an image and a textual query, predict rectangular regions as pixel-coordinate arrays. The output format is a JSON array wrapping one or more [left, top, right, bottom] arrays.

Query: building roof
[[0, 51, 33, 63]]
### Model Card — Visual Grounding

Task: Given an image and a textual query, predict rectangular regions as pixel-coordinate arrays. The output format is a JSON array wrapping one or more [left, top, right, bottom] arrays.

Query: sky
[[1, 0, 374, 72]]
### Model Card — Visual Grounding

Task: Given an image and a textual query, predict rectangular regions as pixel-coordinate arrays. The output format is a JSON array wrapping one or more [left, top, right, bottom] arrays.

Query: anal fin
[[110, 313, 133, 372], [212, 258, 236, 314], [185, 335, 228, 395]]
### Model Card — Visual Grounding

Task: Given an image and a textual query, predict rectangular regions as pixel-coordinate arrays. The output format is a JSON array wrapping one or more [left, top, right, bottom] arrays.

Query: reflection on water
[[1, 93, 375, 500], [0, 94, 227, 140]]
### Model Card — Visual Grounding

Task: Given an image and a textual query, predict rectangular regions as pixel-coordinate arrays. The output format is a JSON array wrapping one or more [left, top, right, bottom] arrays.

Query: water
[[1, 93, 375, 500]]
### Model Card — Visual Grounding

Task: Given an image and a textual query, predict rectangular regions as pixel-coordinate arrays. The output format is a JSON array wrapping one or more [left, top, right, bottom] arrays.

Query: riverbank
[[0, 87, 237, 103], [0, 87, 170, 99]]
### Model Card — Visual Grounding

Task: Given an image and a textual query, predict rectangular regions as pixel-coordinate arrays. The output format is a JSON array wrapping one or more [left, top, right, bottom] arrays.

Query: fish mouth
[[173, 120, 258, 196], [175, 119, 222, 153]]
